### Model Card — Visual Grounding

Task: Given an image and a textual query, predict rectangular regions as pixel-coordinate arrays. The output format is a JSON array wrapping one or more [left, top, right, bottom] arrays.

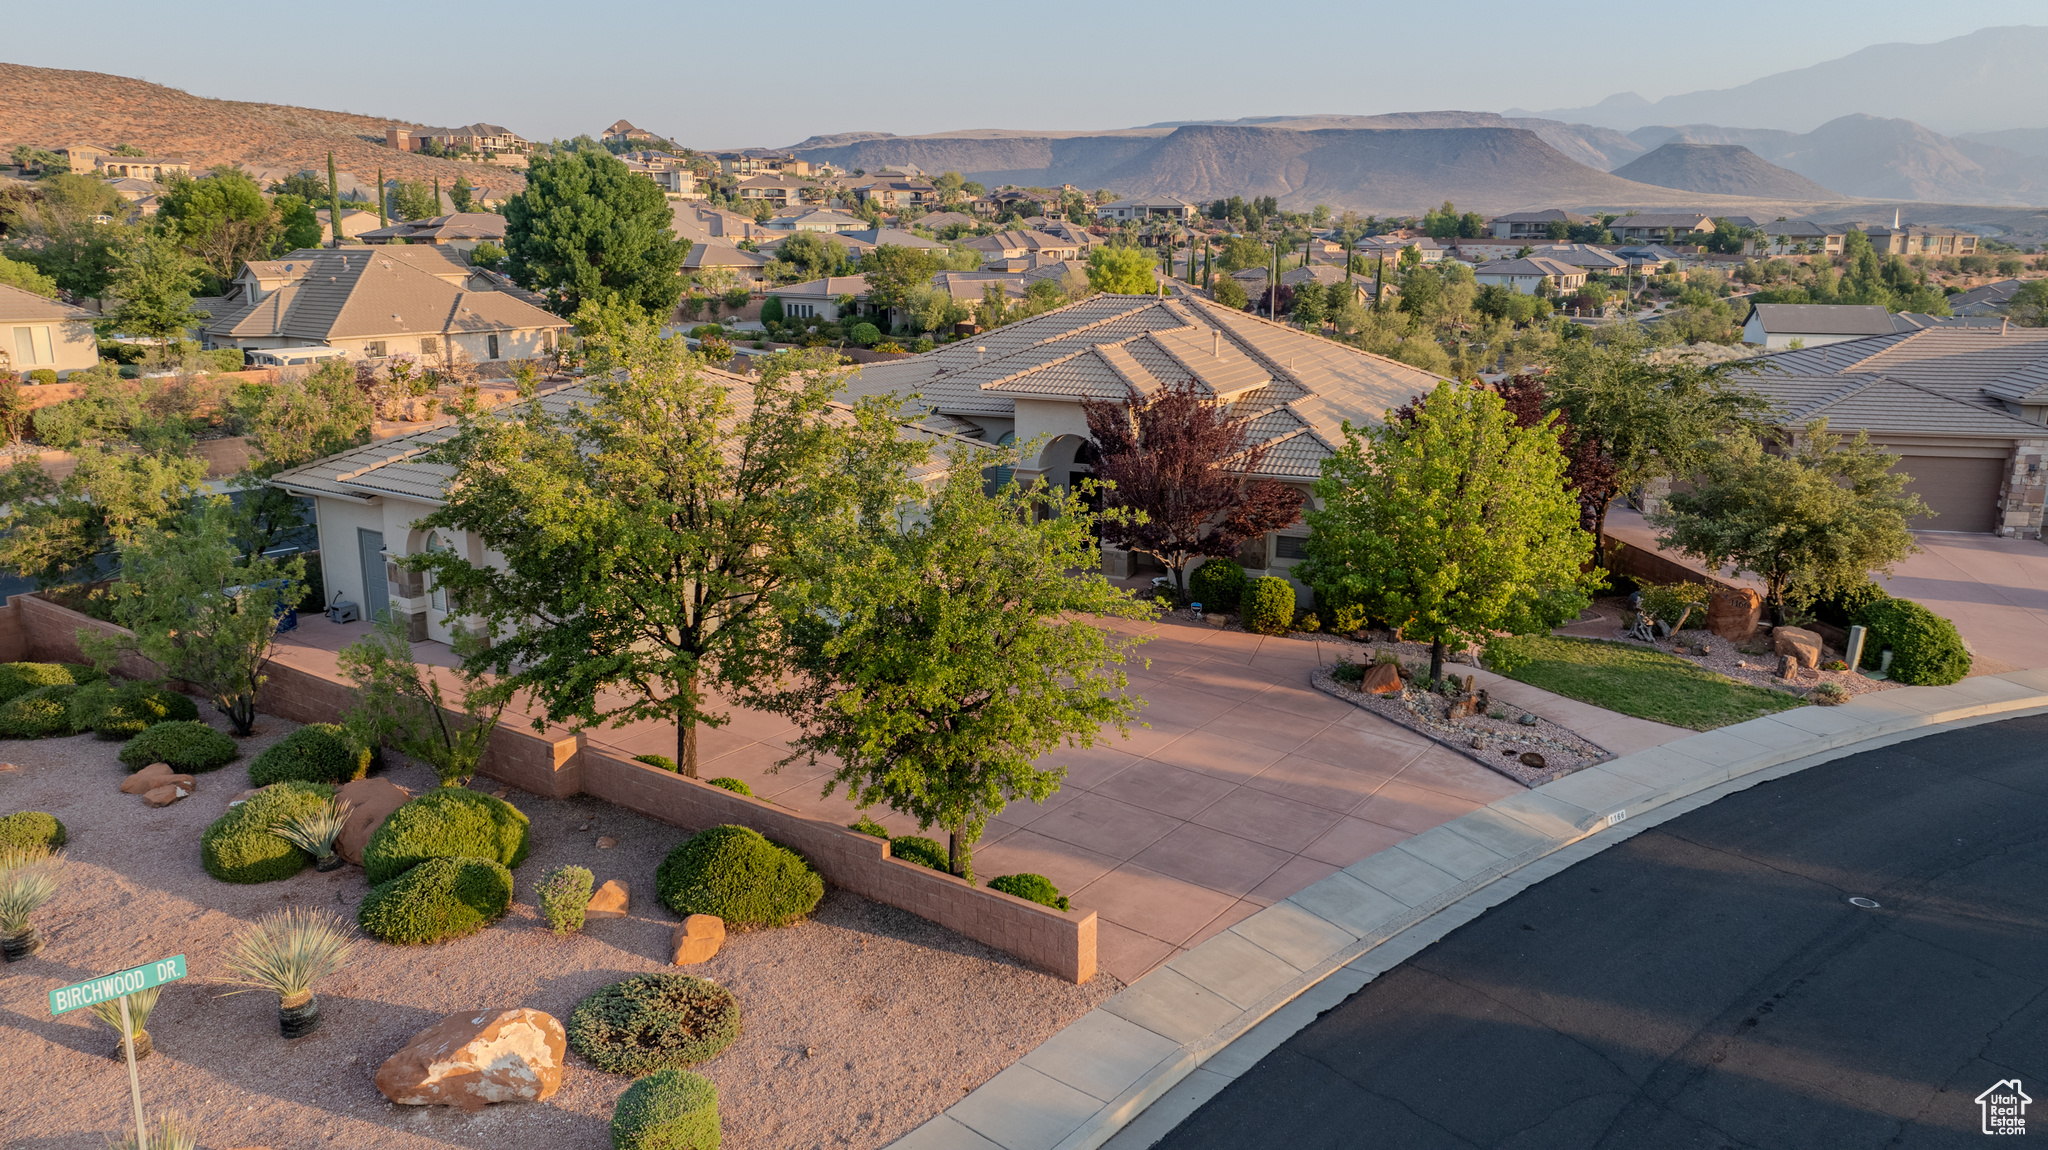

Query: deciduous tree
[[1086, 245, 1155, 295], [156, 167, 275, 287], [106, 234, 208, 359], [504, 149, 688, 316]]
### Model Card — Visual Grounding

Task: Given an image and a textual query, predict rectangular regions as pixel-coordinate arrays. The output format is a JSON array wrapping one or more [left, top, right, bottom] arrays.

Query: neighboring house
[[1847, 223, 1978, 258], [736, 174, 811, 206], [322, 209, 385, 245], [684, 245, 773, 292], [964, 229, 1081, 265], [1280, 264, 1373, 305], [834, 228, 950, 254], [1741, 303, 1902, 349], [55, 144, 110, 173], [1758, 220, 1847, 257], [1473, 257, 1587, 295], [1949, 279, 2026, 317], [96, 157, 190, 180], [767, 209, 866, 234], [670, 203, 774, 248], [385, 124, 529, 157], [1487, 209, 1586, 240], [625, 162, 699, 199], [1094, 196, 1198, 223], [1446, 237, 1529, 262], [1356, 235, 1444, 265], [106, 176, 158, 202], [836, 292, 1451, 599], [1729, 331, 2048, 536], [201, 247, 569, 365], [265, 377, 968, 644], [764, 276, 872, 323], [0, 284, 99, 377], [1528, 244, 1628, 275], [603, 120, 658, 144], [917, 211, 978, 233], [225, 246, 491, 309], [358, 213, 508, 252], [1607, 212, 1716, 243], [850, 179, 939, 209], [1613, 244, 1690, 274]]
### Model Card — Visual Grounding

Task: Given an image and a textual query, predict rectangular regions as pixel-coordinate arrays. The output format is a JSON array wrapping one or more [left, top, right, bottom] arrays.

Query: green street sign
[[48, 955, 188, 1017]]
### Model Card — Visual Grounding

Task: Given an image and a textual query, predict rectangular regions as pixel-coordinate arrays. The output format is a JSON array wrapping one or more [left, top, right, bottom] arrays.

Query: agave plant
[[217, 908, 356, 1037], [86, 986, 162, 1060], [0, 845, 62, 960], [105, 1112, 197, 1150], [270, 798, 355, 871]]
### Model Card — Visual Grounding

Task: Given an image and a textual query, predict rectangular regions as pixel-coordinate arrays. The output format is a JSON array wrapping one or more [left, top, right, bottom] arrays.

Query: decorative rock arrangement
[[671, 914, 725, 965], [333, 777, 412, 866], [375, 1008, 566, 1110], [1357, 662, 1403, 696], [1773, 626, 1823, 671], [1708, 587, 1763, 641], [120, 762, 195, 806], [586, 880, 630, 919]]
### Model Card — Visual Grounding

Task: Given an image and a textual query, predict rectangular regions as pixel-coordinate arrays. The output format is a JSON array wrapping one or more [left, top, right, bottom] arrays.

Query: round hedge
[[0, 810, 67, 852], [357, 856, 514, 944], [888, 835, 948, 872], [654, 825, 822, 928], [0, 662, 81, 705], [569, 974, 741, 1075], [988, 872, 1070, 911], [201, 781, 335, 883], [0, 683, 81, 738], [611, 1069, 720, 1150], [705, 776, 752, 797], [119, 721, 239, 773], [248, 723, 372, 787], [1857, 597, 1971, 686], [362, 788, 531, 885], [1188, 559, 1247, 612], [71, 681, 198, 740], [1242, 576, 1297, 636]]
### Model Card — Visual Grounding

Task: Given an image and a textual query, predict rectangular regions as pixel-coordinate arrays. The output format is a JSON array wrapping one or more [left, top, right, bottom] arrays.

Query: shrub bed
[[654, 825, 822, 928], [119, 721, 239, 773], [611, 1069, 720, 1150], [357, 856, 514, 944], [70, 681, 199, 739], [705, 776, 752, 796], [987, 872, 1070, 911], [1242, 576, 1297, 636], [0, 683, 81, 738], [200, 781, 335, 883], [888, 835, 948, 872], [1188, 559, 1246, 612], [0, 810, 66, 851], [362, 788, 531, 884], [568, 974, 741, 1075], [0, 662, 85, 705], [248, 723, 372, 786], [1855, 596, 1971, 686]]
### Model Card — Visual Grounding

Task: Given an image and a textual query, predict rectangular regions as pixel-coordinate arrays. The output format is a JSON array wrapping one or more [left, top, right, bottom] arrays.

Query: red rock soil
[[0, 709, 1116, 1150]]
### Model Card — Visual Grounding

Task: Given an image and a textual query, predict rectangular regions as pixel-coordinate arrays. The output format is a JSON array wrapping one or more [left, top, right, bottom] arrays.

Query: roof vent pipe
[[1212, 329, 1220, 358], [2003, 317, 2010, 335]]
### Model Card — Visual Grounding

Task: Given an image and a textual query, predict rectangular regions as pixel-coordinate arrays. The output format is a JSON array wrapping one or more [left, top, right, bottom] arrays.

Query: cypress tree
[[377, 166, 388, 226], [326, 151, 344, 249], [433, 177, 441, 216]]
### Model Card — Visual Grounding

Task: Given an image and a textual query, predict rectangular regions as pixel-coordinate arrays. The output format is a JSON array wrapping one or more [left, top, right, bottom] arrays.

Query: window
[[420, 336, 439, 356], [1274, 535, 1309, 561], [364, 341, 387, 358], [11, 326, 53, 367], [487, 334, 500, 359], [427, 533, 451, 612]]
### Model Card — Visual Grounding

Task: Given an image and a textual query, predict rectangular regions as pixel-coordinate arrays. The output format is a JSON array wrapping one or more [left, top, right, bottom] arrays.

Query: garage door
[[1892, 455, 2004, 533]]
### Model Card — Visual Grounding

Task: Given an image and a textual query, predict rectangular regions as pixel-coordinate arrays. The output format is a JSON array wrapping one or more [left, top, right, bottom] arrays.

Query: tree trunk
[[1429, 638, 1446, 686], [1592, 497, 1612, 568], [677, 719, 698, 779], [222, 693, 256, 737], [947, 825, 974, 882]]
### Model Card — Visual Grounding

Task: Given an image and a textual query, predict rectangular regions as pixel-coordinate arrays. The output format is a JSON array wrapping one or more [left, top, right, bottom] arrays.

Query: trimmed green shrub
[[0, 810, 66, 851], [1330, 660, 1367, 684], [848, 815, 889, 839], [706, 776, 752, 797], [634, 753, 679, 772], [1814, 579, 1890, 629], [248, 723, 372, 787], [569, 974, 741, 1075], [655, 825, 822, 928], [59, 663, 107, 686], [1242, 577, 1297, 636], [201, 781, 335, 883], [1857, 597, 1971, 686], [362, 788, 531, 884], [988, 872, 1070, 911], [848, 322, 881, 347], [357, 856, 514, 944], [0, 662, 77, 704], [1325, 601, 1368, 634], [1187, 559, 1246, 612], [889, 835, 948, 872], [0, 683, 80, 738], [69, 680, 199, 739], [536, 865, 594, 935], [611, 1069, 720, 1150], [119, 721, 239, 773]]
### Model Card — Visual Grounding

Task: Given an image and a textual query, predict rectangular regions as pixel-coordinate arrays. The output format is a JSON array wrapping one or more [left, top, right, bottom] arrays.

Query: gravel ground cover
[[0, 708, 1116, 1150], [1571, 596, 1898, 702]]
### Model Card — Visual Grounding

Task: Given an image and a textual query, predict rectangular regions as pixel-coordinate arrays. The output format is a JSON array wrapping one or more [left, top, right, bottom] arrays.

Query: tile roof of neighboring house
[[269, 377, 965, 503], [670, 204, 771, 247], [916, 212, 976, 231], [1949, 279, 2026, 316], [204, 249, 567, 343], [1760, 219, 1843, 238], [769, 276, 873, 298], [1744, 326, 2048, 407], [1475, 257, 1583, 278], [932, 272, 1031, 302], [0, 282, 95, 322], [1489, 209, 1587, 224], [1613, 212, 1716, 230], [358, 213, 508, 243], [1729, 372, 2043, 437], [1746, 303, 1897, 336], [838, 228, 948, 250], [837, 293, 1447, 480], [273, 245, 476, 283], [1529, 244, 1628, 270], [965, 229, 1080, 254], [685, 246, 772, 270]]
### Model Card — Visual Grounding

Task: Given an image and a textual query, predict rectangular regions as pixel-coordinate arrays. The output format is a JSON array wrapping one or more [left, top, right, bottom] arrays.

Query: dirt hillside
[[1610, 142, 1840, 199]]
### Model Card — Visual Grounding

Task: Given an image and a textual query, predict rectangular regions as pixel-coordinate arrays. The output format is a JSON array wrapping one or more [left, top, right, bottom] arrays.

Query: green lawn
[[1489, 635, 1806, 731]]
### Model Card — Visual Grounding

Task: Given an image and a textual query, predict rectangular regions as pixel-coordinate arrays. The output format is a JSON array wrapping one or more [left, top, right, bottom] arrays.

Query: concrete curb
[[887, 669, 2048, 1150]]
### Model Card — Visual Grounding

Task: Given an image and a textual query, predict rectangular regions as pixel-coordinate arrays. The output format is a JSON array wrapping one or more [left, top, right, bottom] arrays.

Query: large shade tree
[[408, 321, 920, 777], [1080, 380, 1305, 594], [504, 149, 689, 317], [1297, 381, 1598, 683]]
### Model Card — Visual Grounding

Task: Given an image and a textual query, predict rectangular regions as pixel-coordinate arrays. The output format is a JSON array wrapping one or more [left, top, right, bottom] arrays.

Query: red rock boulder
[[374, 1009, 565, 1110]]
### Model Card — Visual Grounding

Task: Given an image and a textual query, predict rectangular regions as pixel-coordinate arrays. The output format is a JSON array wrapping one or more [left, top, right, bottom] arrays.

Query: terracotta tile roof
[[1733, 371, 2043, 438], [204, 249, 566, 343]]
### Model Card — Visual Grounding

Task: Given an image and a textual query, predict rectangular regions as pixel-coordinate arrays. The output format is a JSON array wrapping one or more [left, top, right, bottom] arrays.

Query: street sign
[[48, 955, 188, 1017]]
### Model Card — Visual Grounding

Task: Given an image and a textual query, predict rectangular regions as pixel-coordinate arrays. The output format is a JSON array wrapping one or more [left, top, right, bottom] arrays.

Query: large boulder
[[121, 763, 196, 795], [1773, 625, 1823, 670], [670, 915, 725, 965], [1358, 663, 1403, 696], [1707, 588, 1763, 642], [334, 777, 412, 866], [586, 880, 629, 920], [374, 1008, 565, 1111]]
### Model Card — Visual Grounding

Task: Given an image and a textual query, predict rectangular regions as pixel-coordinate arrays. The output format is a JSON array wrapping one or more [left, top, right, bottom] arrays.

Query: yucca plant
[[0, 845, 62, 961], [270, 798, 356, 871], [87, 986, 162, 1060], [105, 1112, 197, 1150], [217, 907, 356, 1038]]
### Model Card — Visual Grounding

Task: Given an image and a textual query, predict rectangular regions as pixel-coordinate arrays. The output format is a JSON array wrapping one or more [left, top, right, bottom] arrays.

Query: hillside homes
[[1, 284, 99, 377]]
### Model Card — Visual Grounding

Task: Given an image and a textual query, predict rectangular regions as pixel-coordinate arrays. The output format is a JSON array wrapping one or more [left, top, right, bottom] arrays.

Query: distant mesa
[[1610, 143, 1839, 199]]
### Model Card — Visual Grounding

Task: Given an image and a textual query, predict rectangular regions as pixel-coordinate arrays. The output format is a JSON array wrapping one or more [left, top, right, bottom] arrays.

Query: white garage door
[[1892, 455, 2004, 533]]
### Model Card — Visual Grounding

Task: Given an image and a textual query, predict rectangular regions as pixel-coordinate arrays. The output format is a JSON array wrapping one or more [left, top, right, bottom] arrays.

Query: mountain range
[[1610, 144, 1838, 200], [1628, 116, 2048, 206]]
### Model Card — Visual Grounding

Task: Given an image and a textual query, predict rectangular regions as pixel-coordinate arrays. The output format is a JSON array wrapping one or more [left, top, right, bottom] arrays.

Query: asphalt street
[[1156, 712, 2048, 1149]]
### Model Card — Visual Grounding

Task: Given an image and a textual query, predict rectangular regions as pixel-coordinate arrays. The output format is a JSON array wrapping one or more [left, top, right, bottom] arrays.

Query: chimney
[[1893, 207, 1901, 229], [1212, 329, 1220, 357]]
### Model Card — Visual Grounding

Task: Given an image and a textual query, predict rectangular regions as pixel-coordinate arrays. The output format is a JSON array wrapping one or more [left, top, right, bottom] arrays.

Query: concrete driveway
[[1877, 532, 2048, 672]]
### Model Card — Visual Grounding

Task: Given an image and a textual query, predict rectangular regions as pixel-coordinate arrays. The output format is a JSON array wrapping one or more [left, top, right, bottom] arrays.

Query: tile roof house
[[766, 209, 867, 234], [358, 213, 508, 251], [850, 179, 939, 209], [603, 120, 659, 144], [964, 229, 1082, 265], [1737, 303, 1944, 349], [670, 203, 774, 248], [1949, 279, 2027, 317], [764, 276, 874, 323], [1607, 212, 1718, 243], [836, 293, 1450, 590], [1473, 257, 1587, 295], [1094, 196, 1198, 223], [916, 211, 978, 232], [1758, 219, 1848, 256], [1, 284, 100, 377], [201, 247, 569, 367], [684, 244, 774, 292], [1487, 210, 1587, 240], [1729, 327, 2048, 536], [95, 157, 191, 181]]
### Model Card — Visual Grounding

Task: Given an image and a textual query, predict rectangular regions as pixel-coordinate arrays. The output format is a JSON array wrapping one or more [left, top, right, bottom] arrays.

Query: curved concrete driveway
[[1151, 712, 2048, 1148]]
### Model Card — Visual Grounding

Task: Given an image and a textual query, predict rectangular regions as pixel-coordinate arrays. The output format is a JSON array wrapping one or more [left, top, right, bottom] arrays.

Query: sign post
[[50, 955, 188, 1150]]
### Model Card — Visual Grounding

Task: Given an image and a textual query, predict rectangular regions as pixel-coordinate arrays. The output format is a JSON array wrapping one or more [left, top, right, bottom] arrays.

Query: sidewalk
[[893, 669, 2048, 1150]]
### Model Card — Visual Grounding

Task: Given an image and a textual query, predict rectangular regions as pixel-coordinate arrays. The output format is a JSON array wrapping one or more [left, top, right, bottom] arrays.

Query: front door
[[357, 528, 389, 622]]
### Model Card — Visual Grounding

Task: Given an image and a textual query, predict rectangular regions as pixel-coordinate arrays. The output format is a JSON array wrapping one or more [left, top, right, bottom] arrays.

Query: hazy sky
[[6, 4, 2044, 148]]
